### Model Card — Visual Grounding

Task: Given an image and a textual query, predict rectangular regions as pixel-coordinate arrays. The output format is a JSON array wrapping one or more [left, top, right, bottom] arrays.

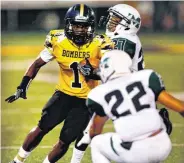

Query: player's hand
[[77, 130, 91, 147], [78, 58, 94, 77], [77, 113, 96, 147], [5, 86, 27, 103]]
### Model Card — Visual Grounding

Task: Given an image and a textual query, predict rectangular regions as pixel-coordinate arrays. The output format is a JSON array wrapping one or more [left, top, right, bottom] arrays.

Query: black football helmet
[[64, 4, 95, 46]]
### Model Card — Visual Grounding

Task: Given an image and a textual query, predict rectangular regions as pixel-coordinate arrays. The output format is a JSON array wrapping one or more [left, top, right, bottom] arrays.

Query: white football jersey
[[87, 69, 165, 141], [110, 33, 144, 71]]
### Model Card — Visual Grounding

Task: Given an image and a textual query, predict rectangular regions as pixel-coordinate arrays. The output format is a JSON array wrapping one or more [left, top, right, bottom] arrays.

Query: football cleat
[[159, 108, 172, 135]]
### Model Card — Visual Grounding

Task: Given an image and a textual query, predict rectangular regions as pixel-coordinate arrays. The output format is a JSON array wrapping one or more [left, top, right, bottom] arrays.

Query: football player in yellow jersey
[[5, 4, 113, 163]]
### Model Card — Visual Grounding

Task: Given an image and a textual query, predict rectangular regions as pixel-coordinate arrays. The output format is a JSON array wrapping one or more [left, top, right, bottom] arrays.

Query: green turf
[[145, 54, 184, 92], [1, 33, 184, 163]]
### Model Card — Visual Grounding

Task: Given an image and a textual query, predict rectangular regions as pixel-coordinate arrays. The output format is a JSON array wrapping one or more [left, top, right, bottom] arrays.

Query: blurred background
[[1, 1, 184, 163], [1, 1, 184, 32]]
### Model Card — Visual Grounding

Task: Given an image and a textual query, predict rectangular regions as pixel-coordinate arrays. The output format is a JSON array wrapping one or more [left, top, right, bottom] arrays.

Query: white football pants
[[91, 131, 172, 163]]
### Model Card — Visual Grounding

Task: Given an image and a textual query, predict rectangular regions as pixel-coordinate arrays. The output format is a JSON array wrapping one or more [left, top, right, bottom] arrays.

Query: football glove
[[159, 108, 172, 135], [78, 58, 101, 80], [77, 130, 91, 147], [78, 58, 94, 77], [5, 76, 32, 103], [5, 87, 27, 103]]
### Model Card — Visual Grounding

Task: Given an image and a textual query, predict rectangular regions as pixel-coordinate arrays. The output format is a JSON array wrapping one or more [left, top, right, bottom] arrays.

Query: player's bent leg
[[91, 131, 172, 163], [70, 147, 87, 163], [13, 147, 31, 163], [22, 126, 49, 151], [148, 130, 172, 162], [70, 131, 89, 163], [13, 126, 49, 163], [43, 96, 90, 163], [69, 107, 91, 163], [43, 107, 90, 163], [125, 130, 172, 163], [11, 91, 69, 163], [45, 140, 69, 163], [91, 133, 122, 163], [91, 136, 110, 163]]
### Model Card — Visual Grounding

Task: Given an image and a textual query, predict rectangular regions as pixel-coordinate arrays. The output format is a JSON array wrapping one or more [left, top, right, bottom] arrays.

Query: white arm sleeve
[[39, 48, 54, 63]]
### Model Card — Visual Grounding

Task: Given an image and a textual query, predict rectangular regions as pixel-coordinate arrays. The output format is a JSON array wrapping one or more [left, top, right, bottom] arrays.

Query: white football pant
[[91, 131, 172, 163]]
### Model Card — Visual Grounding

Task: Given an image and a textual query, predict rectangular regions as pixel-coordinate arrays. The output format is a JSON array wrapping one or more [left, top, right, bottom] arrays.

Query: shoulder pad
[[95, 34, 114, 50], [94, 34, 106, 44], [45, 29, 65, 49], [49, 29, 64, 37]]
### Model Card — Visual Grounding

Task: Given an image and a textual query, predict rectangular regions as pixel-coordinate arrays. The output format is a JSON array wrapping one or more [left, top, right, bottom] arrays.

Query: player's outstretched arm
[[5, 57, 47, 103], [158, 90, 184, 117]]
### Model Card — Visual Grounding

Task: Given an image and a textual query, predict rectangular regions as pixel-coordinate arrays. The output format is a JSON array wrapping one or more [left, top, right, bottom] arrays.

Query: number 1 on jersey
[[70, 62, 82, 88]]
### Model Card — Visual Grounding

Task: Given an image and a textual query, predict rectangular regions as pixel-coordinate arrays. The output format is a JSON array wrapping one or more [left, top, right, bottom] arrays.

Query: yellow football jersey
[[45, 30, 103, 99]]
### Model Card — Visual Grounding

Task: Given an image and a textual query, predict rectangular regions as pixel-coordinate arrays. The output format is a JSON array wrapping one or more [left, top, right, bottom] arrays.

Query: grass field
[[1, 32, 184, 163]]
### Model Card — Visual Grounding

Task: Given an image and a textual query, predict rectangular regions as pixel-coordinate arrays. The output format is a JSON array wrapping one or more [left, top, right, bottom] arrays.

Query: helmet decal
[[128, 13, 141, 29], [80, 4, 84, 16], [99, 50, 132, 83], [102, 57, 110, 68]]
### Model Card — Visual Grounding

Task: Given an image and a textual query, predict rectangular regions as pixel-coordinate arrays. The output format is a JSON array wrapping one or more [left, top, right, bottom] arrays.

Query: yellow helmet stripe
[[80, 4, 84, 16]]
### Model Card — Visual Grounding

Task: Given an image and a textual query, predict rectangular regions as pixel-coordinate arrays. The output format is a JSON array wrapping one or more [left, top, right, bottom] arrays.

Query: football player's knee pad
[[37, 125, 53, 134], [59, 130, 77, 145], [57, 140, 69, 148], [59, 137, 75, 145]]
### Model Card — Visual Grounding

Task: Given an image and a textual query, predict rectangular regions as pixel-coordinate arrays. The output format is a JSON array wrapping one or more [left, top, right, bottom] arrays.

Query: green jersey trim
[[149, 72, 165, 100], [87, 98, 106, 117]]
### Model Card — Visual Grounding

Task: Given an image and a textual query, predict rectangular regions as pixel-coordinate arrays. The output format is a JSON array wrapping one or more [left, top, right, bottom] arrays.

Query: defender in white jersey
[[80, 50, 184, 163], [99, 4, 144, 71], [98, 4, 172, 135]]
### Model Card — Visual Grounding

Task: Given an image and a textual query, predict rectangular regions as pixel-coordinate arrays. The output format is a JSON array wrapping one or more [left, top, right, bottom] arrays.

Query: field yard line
[[1, 144, 183, 150], [172, 144, 184, 147], [1, 60, 58, 71]]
